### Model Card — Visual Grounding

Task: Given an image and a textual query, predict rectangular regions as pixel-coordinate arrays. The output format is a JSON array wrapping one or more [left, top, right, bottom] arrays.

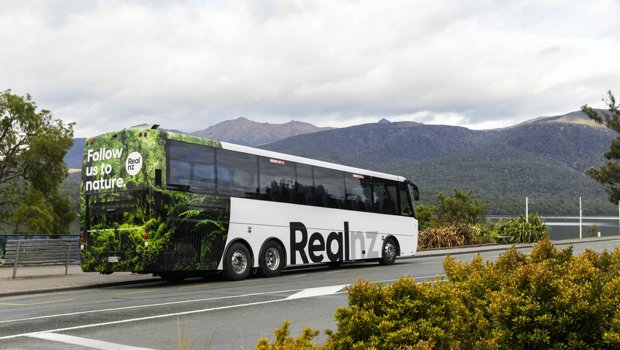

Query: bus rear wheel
[[223, 242, 252, 281], [259, 240, 285, 277], [379, 237, 398, 265]]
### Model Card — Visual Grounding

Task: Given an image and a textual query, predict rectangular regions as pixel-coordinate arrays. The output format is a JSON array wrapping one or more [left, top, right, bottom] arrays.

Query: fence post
[[12, 240, 21, 279], [65, 242, 72, 275]]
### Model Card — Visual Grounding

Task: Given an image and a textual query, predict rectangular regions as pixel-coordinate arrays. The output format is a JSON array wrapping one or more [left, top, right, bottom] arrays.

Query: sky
[[1, 0, 619, 137]]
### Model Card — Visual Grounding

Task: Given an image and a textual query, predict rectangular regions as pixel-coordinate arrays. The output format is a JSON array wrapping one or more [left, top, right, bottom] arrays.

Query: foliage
[[418, 189, 486, 230], [256, 321, 321, 350], [582, 91, 620, 203], [0, 90, 74, 235], [415, 204, 436, 231], [492, 213, 548, 243], [419, 224, 494, 249], [258, 239, 620, 349], [435, 188, 486, 225]]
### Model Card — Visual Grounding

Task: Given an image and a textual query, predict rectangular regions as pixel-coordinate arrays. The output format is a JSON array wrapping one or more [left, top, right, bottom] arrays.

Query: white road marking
[[28, 332, 153, 350], [0, 289, 301, 325], [0, 283, 355, 341], [286, 285, 348, 300], [0, 298, 287, 340], [0, 276, 449, 341]]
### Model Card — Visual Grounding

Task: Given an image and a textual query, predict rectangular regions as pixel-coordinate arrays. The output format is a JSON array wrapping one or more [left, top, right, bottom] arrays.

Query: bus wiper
[[167, 183, 191, 191]]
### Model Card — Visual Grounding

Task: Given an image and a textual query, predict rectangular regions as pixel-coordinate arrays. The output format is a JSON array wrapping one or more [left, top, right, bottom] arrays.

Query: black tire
[[379, 237, 398, 265], [258, 240, 285, 277], [223, 242, 252, 281]]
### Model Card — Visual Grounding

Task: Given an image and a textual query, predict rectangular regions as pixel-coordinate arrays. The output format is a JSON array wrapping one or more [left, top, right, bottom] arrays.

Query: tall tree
[[582, 91, 620, 203], [0, 90, 75, 236]]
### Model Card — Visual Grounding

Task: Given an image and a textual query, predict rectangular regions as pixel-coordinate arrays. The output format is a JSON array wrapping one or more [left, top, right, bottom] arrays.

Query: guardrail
[[0, 239, 80, 279]]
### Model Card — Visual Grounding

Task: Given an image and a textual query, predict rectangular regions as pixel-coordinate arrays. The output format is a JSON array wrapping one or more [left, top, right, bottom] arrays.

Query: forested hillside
[[262, 113, 616, 215]]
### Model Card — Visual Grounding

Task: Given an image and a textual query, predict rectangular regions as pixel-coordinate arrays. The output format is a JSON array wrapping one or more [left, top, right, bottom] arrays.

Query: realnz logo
[[289, 222, 380, 264]]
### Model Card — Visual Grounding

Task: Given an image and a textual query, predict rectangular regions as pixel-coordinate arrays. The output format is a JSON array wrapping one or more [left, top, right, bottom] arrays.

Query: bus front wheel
[[223, 242, 252, 280], [379, 237, 398, 265], [259, 240, 285, 277]]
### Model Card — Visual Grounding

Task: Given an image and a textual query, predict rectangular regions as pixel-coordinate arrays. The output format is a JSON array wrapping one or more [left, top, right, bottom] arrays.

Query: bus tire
[[379, 237, 398, 265], [259, 240, 285, 277], [223, 242, 252, 280]]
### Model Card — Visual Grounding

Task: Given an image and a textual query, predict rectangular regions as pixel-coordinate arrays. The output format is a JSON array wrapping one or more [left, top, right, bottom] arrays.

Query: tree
[[0, 90, 74, 236], [435, 188, 486, 225], [582, 91, 620, 203], [418, 188, 486, 229]]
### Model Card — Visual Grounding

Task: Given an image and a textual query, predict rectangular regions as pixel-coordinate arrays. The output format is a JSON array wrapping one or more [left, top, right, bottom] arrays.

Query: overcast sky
[[1, 1, 619, 137]]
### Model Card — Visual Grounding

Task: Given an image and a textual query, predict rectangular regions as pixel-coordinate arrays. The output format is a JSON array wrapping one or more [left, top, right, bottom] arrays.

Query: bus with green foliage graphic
[[80, 124, 420, 281]]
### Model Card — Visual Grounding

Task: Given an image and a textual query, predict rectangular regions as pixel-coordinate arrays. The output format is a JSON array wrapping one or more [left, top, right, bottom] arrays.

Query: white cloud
[[0, 0, 619, 136]]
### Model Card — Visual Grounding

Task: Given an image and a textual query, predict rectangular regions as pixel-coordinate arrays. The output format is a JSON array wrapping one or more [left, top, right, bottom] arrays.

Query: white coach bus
[[80, 125, 419, 281]]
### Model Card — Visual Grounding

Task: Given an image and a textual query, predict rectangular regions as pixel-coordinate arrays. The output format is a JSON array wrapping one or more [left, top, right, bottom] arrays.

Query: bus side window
[[345, 173, 371, 211], [259, 157, 295, 203], [216, 149, 258, 198], [295, 164, 314, 205], [169, 160, 191, 185], [166, 140, 215, 192], [373, 178, 398, 215], [193, 163, 215, 192], [314, 167, 345, 209]]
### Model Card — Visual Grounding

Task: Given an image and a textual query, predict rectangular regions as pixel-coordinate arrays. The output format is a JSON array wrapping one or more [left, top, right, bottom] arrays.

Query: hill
[[65, 138, 85, 169], [191, 117, 330, 146]]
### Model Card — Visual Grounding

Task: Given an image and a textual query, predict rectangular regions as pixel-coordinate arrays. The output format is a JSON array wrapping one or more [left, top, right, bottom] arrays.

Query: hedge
[[257, 239, 620, 349]]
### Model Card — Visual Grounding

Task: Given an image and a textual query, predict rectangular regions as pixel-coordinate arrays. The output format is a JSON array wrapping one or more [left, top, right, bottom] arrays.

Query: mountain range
[[63, 111, 618, 216], [191, 117, 331, 146]]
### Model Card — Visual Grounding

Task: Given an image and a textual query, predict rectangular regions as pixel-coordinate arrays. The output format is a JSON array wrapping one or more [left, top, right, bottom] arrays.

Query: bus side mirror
[[411, 184, 420, 201]]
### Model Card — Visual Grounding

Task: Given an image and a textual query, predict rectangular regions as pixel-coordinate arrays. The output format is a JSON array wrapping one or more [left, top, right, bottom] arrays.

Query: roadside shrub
[[493, 213, 547, 243], [257, 239, 620, 349], [419, 225, 464, 249], [419, 224, 493, 249], [256, 321, 320, 350]]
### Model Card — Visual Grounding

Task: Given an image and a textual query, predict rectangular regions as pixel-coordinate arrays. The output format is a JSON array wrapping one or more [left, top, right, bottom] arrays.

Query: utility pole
[[579, 197, 583, 239], [525, 197, 529, 223]]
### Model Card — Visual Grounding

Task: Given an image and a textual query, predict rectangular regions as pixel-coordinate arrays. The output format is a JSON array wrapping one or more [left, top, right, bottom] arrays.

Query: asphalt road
[[1, 239, 619, 350]]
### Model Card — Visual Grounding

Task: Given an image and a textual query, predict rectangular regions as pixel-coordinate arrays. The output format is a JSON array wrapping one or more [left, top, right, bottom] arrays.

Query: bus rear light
[[80, 230, 85, 243]]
